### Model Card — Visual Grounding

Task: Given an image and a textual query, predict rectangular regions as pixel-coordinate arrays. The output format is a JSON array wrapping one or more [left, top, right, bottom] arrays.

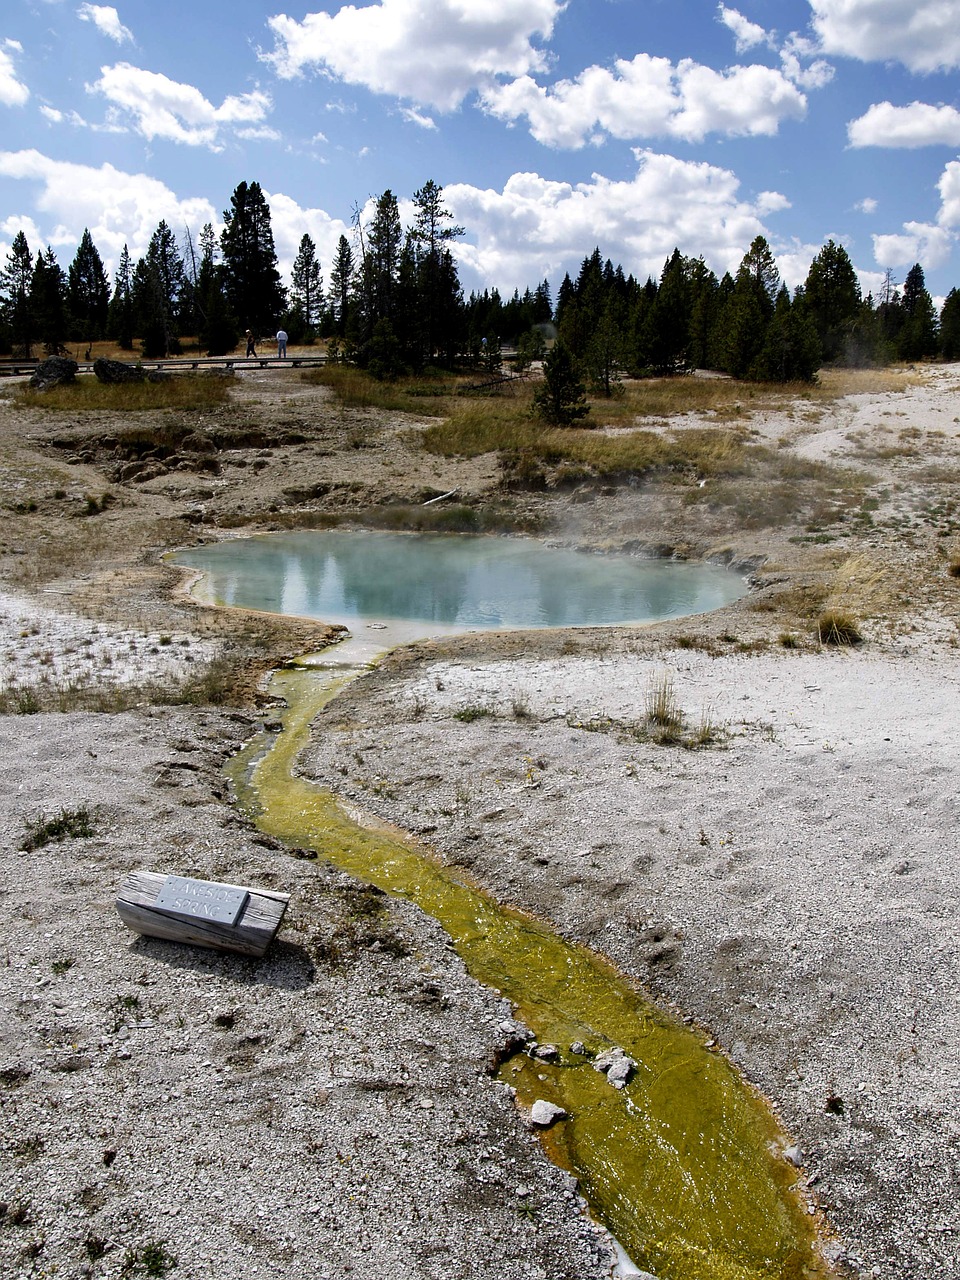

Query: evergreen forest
[[3, 176, 960, 394]]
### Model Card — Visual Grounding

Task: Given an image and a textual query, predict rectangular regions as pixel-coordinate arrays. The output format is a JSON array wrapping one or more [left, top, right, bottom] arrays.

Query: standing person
[[276, 328, 288, 359], [245, 329, 256, 357]]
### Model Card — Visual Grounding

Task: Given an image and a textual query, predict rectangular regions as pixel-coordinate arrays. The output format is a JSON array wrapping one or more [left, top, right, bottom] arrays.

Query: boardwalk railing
[[0, 354, 328, 378]]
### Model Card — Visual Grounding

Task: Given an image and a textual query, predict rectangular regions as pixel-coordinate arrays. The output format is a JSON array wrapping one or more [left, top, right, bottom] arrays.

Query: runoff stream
[[177, 532, 832, 1280]]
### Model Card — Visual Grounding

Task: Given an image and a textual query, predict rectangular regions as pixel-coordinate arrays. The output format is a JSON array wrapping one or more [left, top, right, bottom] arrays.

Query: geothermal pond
[[173, 529, 747, 632], [177, 532, 829, 1279]]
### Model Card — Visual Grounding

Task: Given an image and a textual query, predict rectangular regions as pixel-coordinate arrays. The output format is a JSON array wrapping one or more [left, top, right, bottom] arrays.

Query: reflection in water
[[174, 530, 746, 630]]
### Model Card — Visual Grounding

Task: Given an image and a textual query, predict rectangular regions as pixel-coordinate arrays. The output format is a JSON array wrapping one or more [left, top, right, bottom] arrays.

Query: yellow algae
[[228, 661, 833, 1280]]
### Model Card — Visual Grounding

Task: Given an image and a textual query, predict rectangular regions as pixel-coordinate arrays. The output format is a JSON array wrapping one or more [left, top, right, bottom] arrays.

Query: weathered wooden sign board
[[116, 870, 289, 957]]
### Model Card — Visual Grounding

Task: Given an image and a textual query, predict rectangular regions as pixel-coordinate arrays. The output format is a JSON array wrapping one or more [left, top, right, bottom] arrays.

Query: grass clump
[[17, 374, 231, 413], [21, 806, 95, 851], [816, 610, 863, 646], [121, 1240, 177, 1277], [636, 673, 725, 748], [948, 557, 960, 578], [454, 704, 493, 723]]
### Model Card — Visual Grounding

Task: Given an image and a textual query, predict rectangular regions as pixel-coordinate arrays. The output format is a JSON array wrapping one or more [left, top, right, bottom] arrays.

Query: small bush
[[779, 632, 801, 649], [21, 806, 95, 852], [816, 610, 863, 646], [948, 558, 960, 578], [454, 704, 493, 723]]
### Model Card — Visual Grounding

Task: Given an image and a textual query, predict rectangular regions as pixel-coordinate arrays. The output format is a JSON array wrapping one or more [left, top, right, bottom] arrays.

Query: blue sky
[[3, 0, 960, 304]]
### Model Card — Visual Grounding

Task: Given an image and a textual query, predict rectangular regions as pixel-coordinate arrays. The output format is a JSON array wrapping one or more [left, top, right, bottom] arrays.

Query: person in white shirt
[[276, 329, 288, 359]]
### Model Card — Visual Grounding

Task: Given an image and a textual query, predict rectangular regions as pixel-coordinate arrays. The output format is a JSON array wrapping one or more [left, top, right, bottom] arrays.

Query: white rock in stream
[[530, 1099, 567, 1127], [593, 1047, 636, 1089]]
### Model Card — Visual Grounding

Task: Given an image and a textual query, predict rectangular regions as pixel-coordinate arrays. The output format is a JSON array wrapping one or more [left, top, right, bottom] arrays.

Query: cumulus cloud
[[481, 55, 807, 148], [856, 197, 879, 213], [848, 101, 960, 148], [717, 5, 771, 52], [264, 0, 560, 112], [809, 0, 960, 73], [937, 160, 960, 228], [443, 149, 789, 292], [0, 149, 217, 271], [264, 190, 351, 278], [77, 4, 134, 44], [87, 63, 272, 147], [873, 221, 954, 271], [0, 39, 30, 107]]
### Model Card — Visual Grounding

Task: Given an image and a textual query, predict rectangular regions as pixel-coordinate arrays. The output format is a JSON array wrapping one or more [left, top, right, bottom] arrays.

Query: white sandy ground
[[2, 576, 960, 1278], [0, 597, 617, 1280], [301, 636, 960, 1279], [3, 364, 960, 1278]]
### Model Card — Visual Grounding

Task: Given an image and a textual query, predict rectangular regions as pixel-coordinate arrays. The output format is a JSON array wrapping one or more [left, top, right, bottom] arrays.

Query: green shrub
[[21, 806, 95, 851]]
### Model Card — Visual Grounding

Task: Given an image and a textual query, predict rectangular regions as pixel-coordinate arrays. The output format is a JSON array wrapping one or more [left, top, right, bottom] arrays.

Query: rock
[[783, 1144, 802, 1168], [593, 1046, 636, 1089], [180, 432, 217, 454], [532, 1042, 560, 1061], [529, 1099, 567, 1127], [570, 1041, 587, 1056], [29, 357, 78, 391], [93, 357, 145, 384]]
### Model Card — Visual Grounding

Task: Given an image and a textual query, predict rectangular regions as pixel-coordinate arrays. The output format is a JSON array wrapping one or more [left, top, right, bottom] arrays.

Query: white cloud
[[0, 215, 44, 268], [482, 54, 807, 148], [848, 101, 960, 148], [261, 190, 351, 279], [77, 4, 134, 44], [809, 0, 960, 73], [400, 106, 437, 129], [88, 63, 272, 147], [718, 5, 771, 52], [856, 197, 879, 213], [0, 149, 217, 272], [755, 190, 791, 215], [936, 159, 960, 228], [443, 150, 788, 292], [779, 47, 834, 90], [40, 105, 63, 123], [0, 40, 30, 107], [264, 0, 561, 111], [873, 221, 954, 271], [235, 125, 282, 141]]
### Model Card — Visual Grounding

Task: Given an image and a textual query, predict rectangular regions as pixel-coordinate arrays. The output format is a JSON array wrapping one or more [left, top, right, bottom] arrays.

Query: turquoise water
[[174, 530, 746, 630]]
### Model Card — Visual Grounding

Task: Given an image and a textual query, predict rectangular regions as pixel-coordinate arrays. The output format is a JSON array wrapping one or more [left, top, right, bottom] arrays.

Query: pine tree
[[31, 247, 68, 355], [898, 263, 938, 361], [290, 234, 323, 333], [1, 231, 35, 357], [804, 240, 861, 364], [755, 287, 821, 382], [410, 179, 464, 365], [220, 180, 286, 334], [67, 229, 110, 346], [107, 245, 135, 350], [328, 235, 354, 337], [940, 288, 960, 362], [359, 189, 403, 338], [533, 342, 590, 425], [133, 221, 185, 357]]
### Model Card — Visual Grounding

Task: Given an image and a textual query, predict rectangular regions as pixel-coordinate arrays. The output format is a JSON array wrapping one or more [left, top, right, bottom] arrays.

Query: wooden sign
[[116, 870, 289, 957]]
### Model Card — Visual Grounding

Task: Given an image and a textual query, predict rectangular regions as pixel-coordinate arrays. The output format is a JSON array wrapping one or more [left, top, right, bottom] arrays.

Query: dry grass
[[816, 610, 863, 646], [16, 374, 232, 413]]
